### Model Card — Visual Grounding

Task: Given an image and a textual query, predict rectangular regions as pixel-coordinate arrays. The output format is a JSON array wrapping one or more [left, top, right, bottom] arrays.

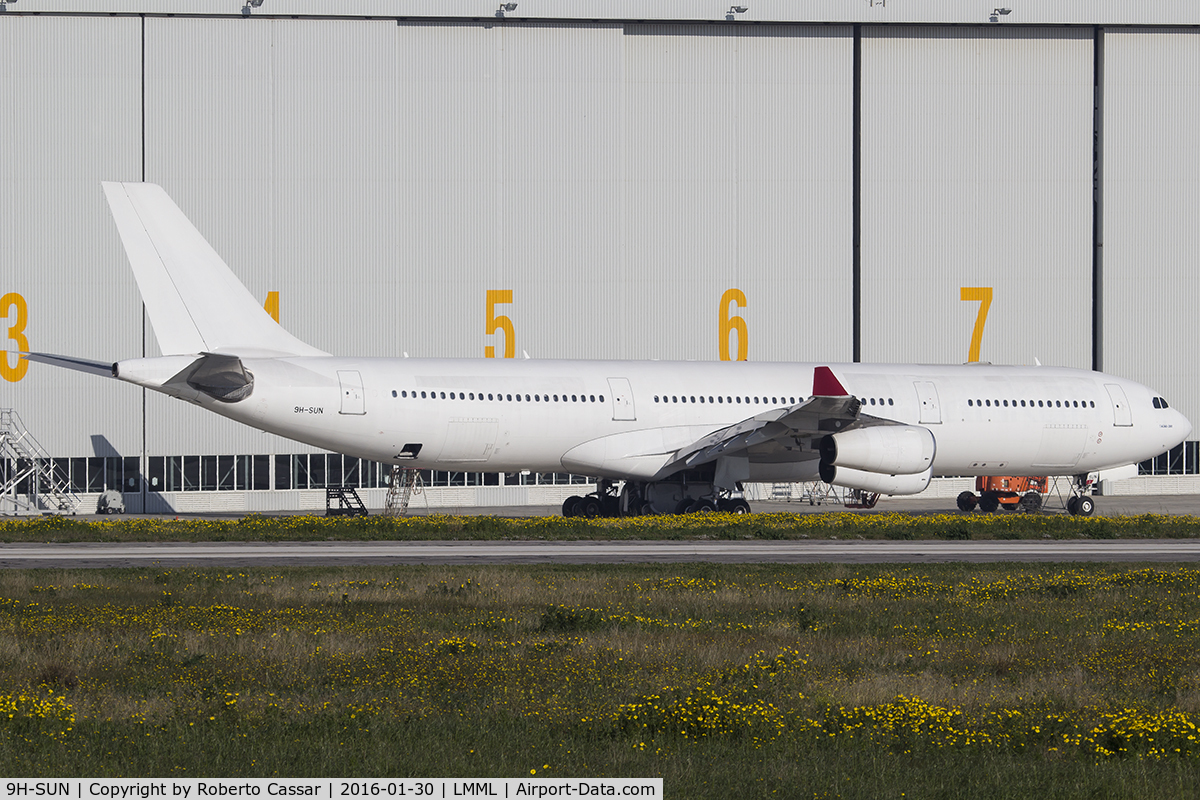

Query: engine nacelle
[[818, 464, 933, 495], [819, 425, 936, 475]]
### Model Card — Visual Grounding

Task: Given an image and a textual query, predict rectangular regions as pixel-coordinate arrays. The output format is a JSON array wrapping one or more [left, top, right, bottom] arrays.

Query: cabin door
[[913, 381, 942, 424], [337, 370, 365, 415], [608, 378, 636, 421], [1105, 384, 1133, 427]]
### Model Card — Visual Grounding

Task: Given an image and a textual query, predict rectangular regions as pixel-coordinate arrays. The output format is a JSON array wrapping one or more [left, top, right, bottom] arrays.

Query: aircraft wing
[[653, 366, 900, 479]]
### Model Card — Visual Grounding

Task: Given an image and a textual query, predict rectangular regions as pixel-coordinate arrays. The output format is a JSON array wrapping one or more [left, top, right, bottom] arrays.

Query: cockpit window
[[1154, 397, 1170, 409]]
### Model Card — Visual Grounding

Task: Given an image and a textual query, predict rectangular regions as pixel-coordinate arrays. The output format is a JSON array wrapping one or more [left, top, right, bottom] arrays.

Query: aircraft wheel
[[562, 496, 583, 518], [1067, 496, 1080, 516], [1019, 492, 1043, 514], [1075, 496, 1095, 517], [691, 499, 716, 513], [978, 492, 1000, 513], [640, 501, 657, 516], [580, 497, 601, 518], [956, 491, 977, 512], [729, 498, 751, 515], [601, 495, 620, 517], [674, 498, 694, 515]]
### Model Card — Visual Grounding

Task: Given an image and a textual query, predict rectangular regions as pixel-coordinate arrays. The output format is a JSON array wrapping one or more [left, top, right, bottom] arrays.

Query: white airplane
[[19, 183, 1192, 517]]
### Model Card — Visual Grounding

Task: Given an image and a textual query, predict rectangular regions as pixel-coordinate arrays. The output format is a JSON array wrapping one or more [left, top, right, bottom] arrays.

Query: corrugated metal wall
[[0, 16, 143, 456], [860, 26, 1094, 367], [396, 22, 626, 361], [144, 17, 404, 455], [1104, 29, 1200, 435], [623, 25, 853, 361], [0, 14, 1194, 466]]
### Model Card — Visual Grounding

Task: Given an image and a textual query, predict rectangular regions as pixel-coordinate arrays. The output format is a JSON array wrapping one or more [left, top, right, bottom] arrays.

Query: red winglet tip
[[813, 366, 848, 397]]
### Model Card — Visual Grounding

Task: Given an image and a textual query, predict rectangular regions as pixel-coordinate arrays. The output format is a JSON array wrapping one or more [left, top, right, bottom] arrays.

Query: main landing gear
[[561, 479, 751, 518]]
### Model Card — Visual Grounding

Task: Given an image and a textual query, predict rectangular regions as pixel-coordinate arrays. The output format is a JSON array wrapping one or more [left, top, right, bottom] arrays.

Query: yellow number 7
[[485, 290, 515, 359], [959, 287, 992, 363]]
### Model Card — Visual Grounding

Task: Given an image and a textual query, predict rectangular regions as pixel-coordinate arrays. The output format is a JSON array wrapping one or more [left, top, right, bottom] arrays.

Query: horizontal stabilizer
[[17, 351, 114, 378], [102, 182, 327, 358]]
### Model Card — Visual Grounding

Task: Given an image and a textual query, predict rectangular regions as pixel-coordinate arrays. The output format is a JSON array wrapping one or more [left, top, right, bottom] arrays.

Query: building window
[[291, 455, 310, 490], [1140, 441, 1200, 476]]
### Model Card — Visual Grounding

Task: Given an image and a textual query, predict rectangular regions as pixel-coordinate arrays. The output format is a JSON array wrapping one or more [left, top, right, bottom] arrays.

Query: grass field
[[3, 559, 1200, 797], [2, 510, 1200, 542]]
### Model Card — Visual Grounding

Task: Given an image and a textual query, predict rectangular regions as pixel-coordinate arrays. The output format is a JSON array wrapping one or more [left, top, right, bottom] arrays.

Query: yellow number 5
[[719, 288, 748, 361], [959, 286, 992, 363], [485, 289, 515, 359], [1, 292, 29, 382]]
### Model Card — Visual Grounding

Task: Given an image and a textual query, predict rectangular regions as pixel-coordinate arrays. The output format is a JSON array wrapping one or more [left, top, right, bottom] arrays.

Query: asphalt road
[[5, 539, 1200, 568]]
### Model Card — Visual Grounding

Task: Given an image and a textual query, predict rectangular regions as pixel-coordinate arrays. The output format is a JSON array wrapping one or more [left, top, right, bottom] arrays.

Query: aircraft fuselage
[[118, 356, 1190, 484]]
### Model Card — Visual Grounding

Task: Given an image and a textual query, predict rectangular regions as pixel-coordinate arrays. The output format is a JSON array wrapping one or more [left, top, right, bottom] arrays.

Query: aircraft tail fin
[[102, 182, 327, 357]]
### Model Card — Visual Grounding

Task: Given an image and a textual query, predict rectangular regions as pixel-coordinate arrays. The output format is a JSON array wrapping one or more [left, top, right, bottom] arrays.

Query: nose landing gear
[[1066, 474, 1096, 517]]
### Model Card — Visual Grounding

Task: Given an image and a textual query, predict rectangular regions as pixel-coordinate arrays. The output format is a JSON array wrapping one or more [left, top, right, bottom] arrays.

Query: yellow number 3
[[1, 292, 29, 382]]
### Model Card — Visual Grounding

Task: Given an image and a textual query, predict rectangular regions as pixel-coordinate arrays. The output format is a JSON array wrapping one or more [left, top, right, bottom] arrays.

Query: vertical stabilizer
[[102, 182, 327, 357]]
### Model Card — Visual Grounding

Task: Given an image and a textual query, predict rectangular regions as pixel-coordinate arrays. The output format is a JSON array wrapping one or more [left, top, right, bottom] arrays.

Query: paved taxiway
[[5, 539, 1200, 568], [6, 495, 1199, 568]]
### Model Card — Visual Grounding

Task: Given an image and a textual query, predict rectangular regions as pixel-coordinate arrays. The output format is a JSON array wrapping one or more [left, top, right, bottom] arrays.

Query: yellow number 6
[[485, 289, 515, 359], [719, 288, 748, 362], [960, 286, 992, 363], [1, 292, 29, 382]]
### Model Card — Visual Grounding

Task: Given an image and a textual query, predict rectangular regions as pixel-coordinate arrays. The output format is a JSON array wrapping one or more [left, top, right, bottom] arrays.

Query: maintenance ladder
[[325, 486, 368, 517], [383, 466, 423, 516], [0, 409, 80, 516]]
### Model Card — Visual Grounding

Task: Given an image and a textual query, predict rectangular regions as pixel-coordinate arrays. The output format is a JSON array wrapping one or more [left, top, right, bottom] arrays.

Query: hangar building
[[1, 0, 1197, 512]]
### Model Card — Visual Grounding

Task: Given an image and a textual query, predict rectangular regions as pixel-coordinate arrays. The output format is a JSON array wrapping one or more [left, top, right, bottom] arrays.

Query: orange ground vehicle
[[956, 476, 1049, 513]]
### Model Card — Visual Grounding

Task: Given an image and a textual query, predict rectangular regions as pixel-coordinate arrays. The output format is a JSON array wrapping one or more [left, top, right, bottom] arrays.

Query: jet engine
[[819, 425, 936, 476], [818, 464, 933, 495]]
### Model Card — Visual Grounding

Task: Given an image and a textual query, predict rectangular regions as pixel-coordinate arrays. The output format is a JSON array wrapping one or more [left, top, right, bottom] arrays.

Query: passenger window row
[[653, 395, 798, 406], [967, 398, 1096, 409], [391, 390, 604, 403], [652, 394, 898, 408]]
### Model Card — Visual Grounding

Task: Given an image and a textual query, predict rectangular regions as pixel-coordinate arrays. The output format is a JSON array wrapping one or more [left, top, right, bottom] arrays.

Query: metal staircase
[[0, 409, 80, 516], [383, 466, 423, 516], [325, 486, 369, 517]]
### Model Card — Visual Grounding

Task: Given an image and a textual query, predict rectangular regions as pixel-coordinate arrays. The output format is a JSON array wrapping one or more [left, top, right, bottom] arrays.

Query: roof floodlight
[[499, 2, 518, 11], [729, 5, 748, 13]]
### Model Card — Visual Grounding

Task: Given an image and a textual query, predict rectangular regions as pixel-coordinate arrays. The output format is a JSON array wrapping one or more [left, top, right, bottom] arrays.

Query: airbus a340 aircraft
[[19, 183, 1192, 517]]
